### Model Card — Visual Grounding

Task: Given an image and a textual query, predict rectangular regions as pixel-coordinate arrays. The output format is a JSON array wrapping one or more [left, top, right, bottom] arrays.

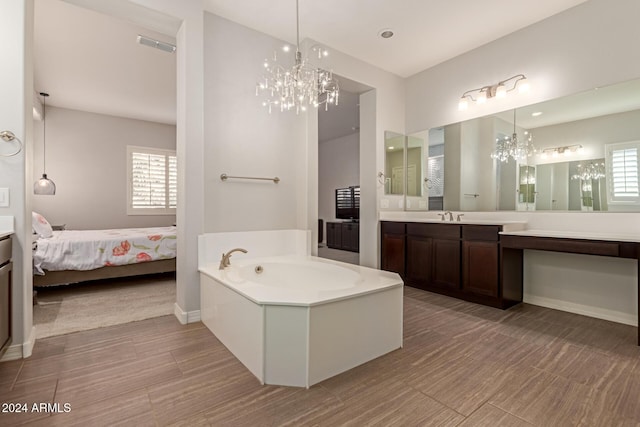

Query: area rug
[[33, 273, 176, 338]]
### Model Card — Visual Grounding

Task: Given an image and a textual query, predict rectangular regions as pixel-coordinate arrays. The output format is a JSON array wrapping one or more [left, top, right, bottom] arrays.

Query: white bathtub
[[199, 254, 403, 388]]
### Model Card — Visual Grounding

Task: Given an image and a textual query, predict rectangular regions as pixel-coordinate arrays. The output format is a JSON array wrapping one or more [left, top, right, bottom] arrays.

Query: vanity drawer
[[381, 221, 405, 235], [0, 237, 11, 265], [407, 223, 460, 239], [462, 225, 500, 241]]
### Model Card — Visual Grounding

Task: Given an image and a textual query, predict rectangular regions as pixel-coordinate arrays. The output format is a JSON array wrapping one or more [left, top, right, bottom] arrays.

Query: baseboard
[[524, 294, 637, 326], [0, 326, 36, 361], [173, 303, 201, 324]]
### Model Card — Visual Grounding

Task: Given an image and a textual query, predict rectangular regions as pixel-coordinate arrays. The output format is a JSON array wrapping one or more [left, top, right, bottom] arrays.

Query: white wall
[[32, 106, 176, 229], [403, 0, 640, 325], [0, 0, 35, 359], [203, 13, 306, 234], [304, 39, 405, 268], [318, 133, 360, 238]]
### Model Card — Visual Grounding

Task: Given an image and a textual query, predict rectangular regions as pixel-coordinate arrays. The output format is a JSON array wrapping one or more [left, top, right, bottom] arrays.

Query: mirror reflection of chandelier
[[571, 161, 606, 181], [255, 0, 339, 114], [491, 109, 537, 163]]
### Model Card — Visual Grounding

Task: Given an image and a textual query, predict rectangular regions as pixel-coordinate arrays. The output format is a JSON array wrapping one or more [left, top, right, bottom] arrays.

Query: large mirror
[[418, 77, 640, 212], [383, 129, 446, 211]]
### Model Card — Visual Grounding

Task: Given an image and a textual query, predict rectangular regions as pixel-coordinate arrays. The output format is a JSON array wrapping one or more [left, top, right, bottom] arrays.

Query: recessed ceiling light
[[532, 111, 543, 117], [378, 29, 394, 39]]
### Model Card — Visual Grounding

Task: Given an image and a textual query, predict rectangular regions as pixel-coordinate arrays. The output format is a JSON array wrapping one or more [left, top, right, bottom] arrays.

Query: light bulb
[[283, 45, 290, 52], [476, 91, 487, 104], [518, 77, 530, 93], [458, 97, 469, 111], [495, 84, 507, 98]]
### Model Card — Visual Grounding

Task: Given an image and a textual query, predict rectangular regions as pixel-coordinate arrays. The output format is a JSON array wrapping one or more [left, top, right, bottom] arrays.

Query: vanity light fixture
[[539, 144, 584, 160], [34, 92, 56, 195], [255, 0, 339, 114], [458, 74, 529, 111]]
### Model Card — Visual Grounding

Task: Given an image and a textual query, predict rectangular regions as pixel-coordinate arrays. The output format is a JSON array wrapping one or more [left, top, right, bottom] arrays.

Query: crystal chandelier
[[256, 0, 339, 114], [571, 161, 606, 181], [491, 109, 536, 162]]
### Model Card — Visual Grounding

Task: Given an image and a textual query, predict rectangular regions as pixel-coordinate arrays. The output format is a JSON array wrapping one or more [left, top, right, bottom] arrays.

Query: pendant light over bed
[[34, 92, 56, 195]]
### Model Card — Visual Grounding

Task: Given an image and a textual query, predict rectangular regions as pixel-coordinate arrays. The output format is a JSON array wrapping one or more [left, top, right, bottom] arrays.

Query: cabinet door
[[326, 223, 342, 249], [0, 262, 11, 353], [381, 228, 405, 276], [342, 223, 359, 252], [462, 241, 499, 297], [406, 235, 432, 289], [432, 238, 460, 290]]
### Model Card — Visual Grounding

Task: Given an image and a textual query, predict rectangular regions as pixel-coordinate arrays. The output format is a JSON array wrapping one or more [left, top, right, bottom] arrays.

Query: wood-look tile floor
[[2, 286, 640, 426]]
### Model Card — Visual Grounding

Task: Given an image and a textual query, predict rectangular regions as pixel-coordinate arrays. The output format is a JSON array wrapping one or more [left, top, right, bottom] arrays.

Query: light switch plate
[[0, 188, 8, 207]]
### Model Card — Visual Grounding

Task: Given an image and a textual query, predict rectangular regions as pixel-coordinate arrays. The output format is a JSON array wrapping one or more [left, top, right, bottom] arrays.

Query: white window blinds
[[127, 146, 177, 215], [606, 141, 640, 205]]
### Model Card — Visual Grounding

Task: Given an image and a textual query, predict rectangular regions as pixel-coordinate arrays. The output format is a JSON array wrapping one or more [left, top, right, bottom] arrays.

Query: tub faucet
[[219, 248, 248, 270]]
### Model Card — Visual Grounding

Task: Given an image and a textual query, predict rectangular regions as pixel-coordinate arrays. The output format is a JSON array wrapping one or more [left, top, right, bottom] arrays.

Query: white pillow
[[32, 211, 53, 238]]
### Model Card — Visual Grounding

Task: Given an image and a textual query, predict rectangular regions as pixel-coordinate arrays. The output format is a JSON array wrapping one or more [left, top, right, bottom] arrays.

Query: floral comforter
[[33, 226, 177, 274]]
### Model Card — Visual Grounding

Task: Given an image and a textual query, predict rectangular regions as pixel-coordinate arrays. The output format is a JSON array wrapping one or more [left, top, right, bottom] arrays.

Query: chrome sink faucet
[[444, 211, 454, 221], [219, 248, 248, 270]]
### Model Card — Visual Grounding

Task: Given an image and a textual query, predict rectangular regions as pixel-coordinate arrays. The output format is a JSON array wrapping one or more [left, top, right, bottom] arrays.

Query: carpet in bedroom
[[33, 273, 176, 339]]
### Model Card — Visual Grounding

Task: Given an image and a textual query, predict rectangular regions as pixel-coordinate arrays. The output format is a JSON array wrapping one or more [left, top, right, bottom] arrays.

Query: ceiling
[[34, 0, 177, 124], [203, 0, 588, 78], [33, 0, 588, 126]]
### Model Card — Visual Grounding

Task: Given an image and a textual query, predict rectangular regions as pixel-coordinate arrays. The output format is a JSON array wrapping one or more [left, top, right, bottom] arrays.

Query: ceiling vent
[[137, 35, 176, 53]]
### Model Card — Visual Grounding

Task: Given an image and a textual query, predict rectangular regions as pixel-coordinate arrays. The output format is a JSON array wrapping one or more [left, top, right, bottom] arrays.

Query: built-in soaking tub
[[198, 231, 403, 388]]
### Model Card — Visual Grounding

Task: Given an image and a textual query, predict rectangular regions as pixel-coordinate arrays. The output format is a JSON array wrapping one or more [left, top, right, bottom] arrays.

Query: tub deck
[[199, 255, 403, 388]]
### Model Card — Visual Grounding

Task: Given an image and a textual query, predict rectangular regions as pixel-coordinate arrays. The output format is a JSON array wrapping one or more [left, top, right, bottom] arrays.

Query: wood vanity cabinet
[[0, 235, 12, 358], [380, 221, 521, 309], [405, 223, 460, 292], [380, 222, 405, 277], [462, 226, 500, 298]]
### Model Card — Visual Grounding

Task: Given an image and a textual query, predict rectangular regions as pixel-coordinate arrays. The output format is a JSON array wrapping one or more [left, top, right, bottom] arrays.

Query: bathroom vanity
[[500, 229, 640, 345], [381, 219, 525, 309]]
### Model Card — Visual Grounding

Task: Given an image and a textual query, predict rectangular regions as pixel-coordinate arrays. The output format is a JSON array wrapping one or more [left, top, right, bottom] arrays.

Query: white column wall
[[0, 0, 34, 358]]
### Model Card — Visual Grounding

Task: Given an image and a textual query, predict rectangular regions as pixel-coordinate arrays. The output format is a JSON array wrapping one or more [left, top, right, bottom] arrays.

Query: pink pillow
[[32, 211, 53, 238]]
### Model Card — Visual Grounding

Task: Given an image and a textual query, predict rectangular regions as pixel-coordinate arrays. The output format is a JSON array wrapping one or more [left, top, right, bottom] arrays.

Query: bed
[[32, 213, 177, 287]]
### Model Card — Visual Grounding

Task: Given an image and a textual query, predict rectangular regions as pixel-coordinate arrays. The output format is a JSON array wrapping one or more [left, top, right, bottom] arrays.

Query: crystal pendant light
[[34, 92, 56, 195], [490, 109, 536, 163], [256, 0, 339, 114]]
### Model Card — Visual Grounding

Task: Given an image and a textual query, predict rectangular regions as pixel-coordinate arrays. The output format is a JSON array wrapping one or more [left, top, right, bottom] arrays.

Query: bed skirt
[[33, 258, 176, 287]]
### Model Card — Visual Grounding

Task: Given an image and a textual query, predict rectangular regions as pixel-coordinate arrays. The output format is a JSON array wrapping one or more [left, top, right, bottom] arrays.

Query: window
[[606, 141, 640, 205], [127, 146, 177, 215]]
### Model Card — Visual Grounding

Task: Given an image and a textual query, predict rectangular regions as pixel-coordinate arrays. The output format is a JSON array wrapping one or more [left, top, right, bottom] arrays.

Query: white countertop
[[0, 215, 14, 239], [379, 212, 527, 232], [500, 229, 640, 243]]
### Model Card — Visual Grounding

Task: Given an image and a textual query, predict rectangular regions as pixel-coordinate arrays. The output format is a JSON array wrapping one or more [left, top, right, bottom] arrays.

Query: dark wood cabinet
[[461, 225, 501, 299], [326, 221, 359, 252], [405, 235, 432, 289], [380, 221, 519, 309], [0, 236, 12, 358], [462, 240, 499, 297], [326, 222, 342, 249], [432, 238, 461, 291], [405, 223, 460, 292], [381, 222, 405, 276]]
